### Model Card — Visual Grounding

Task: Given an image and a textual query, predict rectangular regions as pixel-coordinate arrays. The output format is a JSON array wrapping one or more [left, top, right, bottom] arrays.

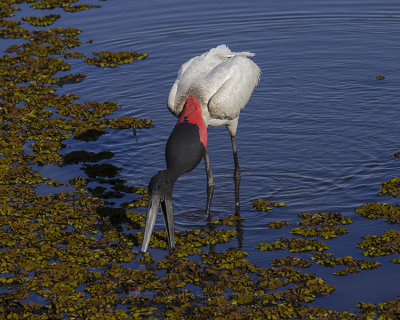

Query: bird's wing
[[206, 56, 261, 120], [167, 56, 197, 116], [168, 45, 260, 119], [168, 45, 234, 115]]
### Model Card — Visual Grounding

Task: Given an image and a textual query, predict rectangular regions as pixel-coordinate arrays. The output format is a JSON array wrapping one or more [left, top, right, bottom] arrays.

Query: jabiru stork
[[141, 45, 260, 252]]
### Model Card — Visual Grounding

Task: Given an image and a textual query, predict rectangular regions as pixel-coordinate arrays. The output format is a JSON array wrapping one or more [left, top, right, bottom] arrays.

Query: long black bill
[[141, 194, 160, 252], [141, 195, 175, 252], [161, 197, 175, 250]]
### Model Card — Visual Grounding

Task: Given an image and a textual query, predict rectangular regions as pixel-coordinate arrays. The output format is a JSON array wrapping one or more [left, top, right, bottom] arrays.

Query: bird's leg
[[204, 148, 215, 215], [231, 135, 241, 176], [230, 135, 241, 210]]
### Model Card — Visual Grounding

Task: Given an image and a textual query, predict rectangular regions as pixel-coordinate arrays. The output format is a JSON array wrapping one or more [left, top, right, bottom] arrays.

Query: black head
[[148, 170, 174, 199], [141, 170, 176, 252]]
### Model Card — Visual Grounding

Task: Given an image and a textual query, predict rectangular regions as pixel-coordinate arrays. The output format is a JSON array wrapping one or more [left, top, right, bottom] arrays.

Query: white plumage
[[167, 44, 261, 214], [167, 44, 261, 137]]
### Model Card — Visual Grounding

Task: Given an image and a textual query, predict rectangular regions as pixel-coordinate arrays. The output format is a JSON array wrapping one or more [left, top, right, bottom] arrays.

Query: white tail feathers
[[207, 44, 255, 59], [227, 51, 255, 57]]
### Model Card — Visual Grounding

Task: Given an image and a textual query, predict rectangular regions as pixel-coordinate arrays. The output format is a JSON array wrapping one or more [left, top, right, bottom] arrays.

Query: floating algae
[[378, 177, 400, 197], [2, 1, 400, 319], [356, 202, 400, 224], [291, 212, 352, 240], [252, 199, 286, 212], [268, 220, 290, 229], [22, 14, 61, 26], [85, 51, 148, 68], [0, 1, 153, 318]]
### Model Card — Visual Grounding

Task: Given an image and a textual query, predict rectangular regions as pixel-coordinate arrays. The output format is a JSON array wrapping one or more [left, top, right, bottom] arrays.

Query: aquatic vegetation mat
[[355, 171, 400, 224], [356, 202, 400, 224], [1, 1, 400, 319], [290, 212, 352, 240], [358, 230, 400, 257], [85, 51, 148, 68], [378, 177, 400, 197], [268, 220, 290, 229], [252, 199, 286, 212]]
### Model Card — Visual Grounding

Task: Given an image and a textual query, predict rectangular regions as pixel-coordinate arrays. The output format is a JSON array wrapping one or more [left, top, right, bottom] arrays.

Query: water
[[5, 0, 400, 313]]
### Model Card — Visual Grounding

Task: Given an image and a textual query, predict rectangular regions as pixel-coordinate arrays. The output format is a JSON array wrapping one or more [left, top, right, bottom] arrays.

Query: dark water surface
[[6, 0, 400, 313]]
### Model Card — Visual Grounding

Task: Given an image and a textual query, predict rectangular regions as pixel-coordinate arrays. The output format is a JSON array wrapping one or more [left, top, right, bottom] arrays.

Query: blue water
[[5, 0, 400, 313]]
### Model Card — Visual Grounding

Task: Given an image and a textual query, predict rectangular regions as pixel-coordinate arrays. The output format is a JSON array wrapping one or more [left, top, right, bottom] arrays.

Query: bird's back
[[168, 45, 260, 126]]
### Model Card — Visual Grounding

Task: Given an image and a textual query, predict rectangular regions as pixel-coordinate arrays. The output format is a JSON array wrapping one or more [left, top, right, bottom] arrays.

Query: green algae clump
[[297, 212, 352, 226], [86, 51, 148, 68], [270, 256, 311, 268], [22, 14, 61, 26], [290, 212, 352, 240], [358, 230, 400, 257], [64, 4, 101, 12], [268, 220, 290, 228], [31, 0, 79, 10], [356, 202, 400, 224], [258, 237, 329, 253], [252, 199, 286, 212], [379, 177, 400, 197]]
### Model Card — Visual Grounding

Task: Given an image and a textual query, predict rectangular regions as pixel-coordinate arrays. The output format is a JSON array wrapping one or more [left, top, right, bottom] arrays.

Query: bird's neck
[[177, 96, 207, 148], [159, 169, 178, 196], [167, 168, 179, 185], [164, 95, 207, 180]]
